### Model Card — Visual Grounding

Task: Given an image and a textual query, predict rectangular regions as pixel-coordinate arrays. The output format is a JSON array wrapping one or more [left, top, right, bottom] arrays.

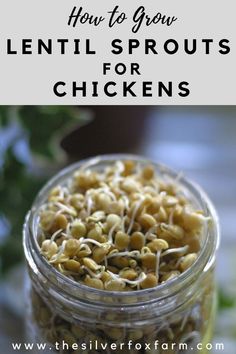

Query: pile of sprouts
[[38, 159, 209, 291]]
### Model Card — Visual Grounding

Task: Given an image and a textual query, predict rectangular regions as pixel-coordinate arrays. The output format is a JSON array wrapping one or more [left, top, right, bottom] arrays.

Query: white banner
[[0, 0, 235, 104]]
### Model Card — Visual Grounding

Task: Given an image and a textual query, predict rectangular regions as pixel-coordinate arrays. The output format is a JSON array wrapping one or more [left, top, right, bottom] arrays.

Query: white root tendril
[[86, 195, 93, 216], [121, 195, 130, 211], [107, 250, 140, 260], [50, 229, 63, 242], [145, 225, 158, 240], [99, 184, 117, 201], [127, 196, 145, 235], [161, 245, 189, 258], [114, 161, 124, 177], [175, 256, 185, 268], [54, 202, 77, 216], [79, 237, 107, 248], [107, 270, 147, 286], [49, 240, 67, 263], [108, 222, 119, 243], [82, 266, 105, 279]]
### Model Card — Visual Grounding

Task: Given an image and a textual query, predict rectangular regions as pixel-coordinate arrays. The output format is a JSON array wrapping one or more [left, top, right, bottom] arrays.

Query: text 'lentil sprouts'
[[38, 159, 209, 291]]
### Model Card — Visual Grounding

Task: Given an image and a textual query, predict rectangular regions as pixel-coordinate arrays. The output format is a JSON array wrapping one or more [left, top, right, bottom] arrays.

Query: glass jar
[[23, 154, 220, 354]]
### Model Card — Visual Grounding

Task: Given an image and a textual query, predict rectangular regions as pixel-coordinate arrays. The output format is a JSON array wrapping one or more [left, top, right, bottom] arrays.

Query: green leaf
[[18, 106, 81, 161], [0, 106, 83, 276], [0, 106, 11, 126], [218, 288, 236, 310], [0, 147, 45, 275]]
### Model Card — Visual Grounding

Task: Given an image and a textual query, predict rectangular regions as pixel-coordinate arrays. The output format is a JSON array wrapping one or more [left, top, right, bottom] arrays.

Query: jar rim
[[23, 153, 220, 305]]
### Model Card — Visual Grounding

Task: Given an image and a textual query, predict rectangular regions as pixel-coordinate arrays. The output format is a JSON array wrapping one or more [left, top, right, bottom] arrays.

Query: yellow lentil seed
[[93, 247, 108, 263], [138, 213, 156, 229], [121, 178, 140, 193], [87, 210, 105, 222], [115, 231, 130, 250], [161, 271, 180, 282], [40, 211, 55, 231], [100, 271, 111, 282], [106, 214, 121, 229], [64, 239, 80, 257], [96, 193, 112, 211], [140, 273, 158, 289], [84, 276, 104, 290], [123, 160, 135, 175], [77, 248, 92, 258], [160, 224, 184, 240], [156, 206, 168, 222], [87, 224, 102, 240], [83, 257, 101, 271], [70, 194, 84, 210], [186, 236, 200, 253], [98, 234, 107, 243], [48, 186, 61, 199], [107, 265, 119, 274], [53, 214, 68, 231], [110, 256, 129, 269], [163, 196, 178, 207], [147, 197, 161, 214], [147, 239, 169, 252], [105, 280, 125, 291], [141, 165, 155, 180], [179, 253, 197, 271], [78, 209, 87, 220], [183, 211, 203, 231], [129, 259, 137, 268], [71, 220, 87, 238], [132, 221, 142, 232], [119, 268, 137, 280], [75, 172, 98, 189], [41, 240, 58, 258], [130, 232, 145, 250], [142, 194, 153, 207], [141, 253, 157, 270], [108, 201, 124, 215], [64, 260, 81, 272]]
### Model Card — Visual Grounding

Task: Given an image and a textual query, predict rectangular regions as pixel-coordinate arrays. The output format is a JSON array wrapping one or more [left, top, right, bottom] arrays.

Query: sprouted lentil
[[38, 160, 209, 291]]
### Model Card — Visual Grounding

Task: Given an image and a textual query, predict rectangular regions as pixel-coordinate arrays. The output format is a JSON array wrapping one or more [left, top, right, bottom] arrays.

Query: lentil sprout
[[38, 160, 209, 291]]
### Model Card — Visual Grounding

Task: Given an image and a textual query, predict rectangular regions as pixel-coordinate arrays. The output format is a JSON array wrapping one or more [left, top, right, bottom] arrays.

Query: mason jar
[[23, 154, 220, 354]]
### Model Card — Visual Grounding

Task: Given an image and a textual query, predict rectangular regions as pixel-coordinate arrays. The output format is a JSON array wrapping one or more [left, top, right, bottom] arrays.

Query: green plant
[[218, 288, 236, 310], [0, 106, 82, 275]]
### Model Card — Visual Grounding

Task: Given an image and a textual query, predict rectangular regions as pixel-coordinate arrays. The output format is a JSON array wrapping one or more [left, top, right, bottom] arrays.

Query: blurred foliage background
[[0, 106, 82, 275]]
